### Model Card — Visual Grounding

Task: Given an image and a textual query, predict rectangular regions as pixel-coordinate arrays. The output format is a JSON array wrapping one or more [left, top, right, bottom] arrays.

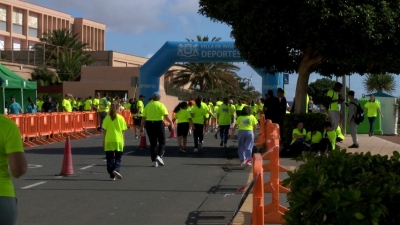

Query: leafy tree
[[363, 73, 397, 94], [30, 66, 60, 86], [308, 78, 349, 106], [165, 35, 240, 93], [33, 28, 93, 81], [199, 0, 400, 113]]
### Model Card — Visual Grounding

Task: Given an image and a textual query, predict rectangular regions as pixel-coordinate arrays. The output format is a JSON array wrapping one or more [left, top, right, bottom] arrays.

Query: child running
[[173, 102, 194, 153], [231, 106, 258, 166]]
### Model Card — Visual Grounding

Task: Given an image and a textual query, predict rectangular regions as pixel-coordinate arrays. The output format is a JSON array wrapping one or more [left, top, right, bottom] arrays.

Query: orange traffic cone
[[139, 132, 147, 149], [59, 136, 75, 176], [169, 126, 176, 138]]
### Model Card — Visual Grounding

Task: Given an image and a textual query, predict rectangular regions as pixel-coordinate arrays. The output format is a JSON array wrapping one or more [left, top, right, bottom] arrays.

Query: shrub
[[282, 150, 400, 225], [282, 113, 326, 147]]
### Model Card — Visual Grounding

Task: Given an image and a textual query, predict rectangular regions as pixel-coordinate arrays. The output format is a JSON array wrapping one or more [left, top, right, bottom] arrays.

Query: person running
[[134, 95, 145, 139], [364, 94, 383, 136], [102, 102, 127, 180], [0, 114, 28, 225], [217, 98, 235, 148], [191, 98, 208, 152], [140, 92, 173, 167], [231, 106, 258, 166], [173, 102, 194, 153]]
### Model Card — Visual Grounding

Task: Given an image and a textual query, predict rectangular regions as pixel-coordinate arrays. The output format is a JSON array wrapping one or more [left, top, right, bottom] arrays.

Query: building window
[[28, 12, 38, 38], [12, 8, 23, 35], [0, 5, 6, 31]]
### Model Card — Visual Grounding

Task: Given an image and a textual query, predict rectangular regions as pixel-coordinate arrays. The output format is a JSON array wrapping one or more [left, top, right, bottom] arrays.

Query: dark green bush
[[282, 113, 326, 146], [282, 150, 400, 225]]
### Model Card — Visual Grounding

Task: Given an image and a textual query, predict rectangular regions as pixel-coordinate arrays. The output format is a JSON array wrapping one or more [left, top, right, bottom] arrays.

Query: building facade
[[0, 0, 105, 51]]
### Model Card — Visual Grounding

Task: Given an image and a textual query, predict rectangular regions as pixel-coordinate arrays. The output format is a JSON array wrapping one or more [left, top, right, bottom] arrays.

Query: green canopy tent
[[0, 64, 37, 114]]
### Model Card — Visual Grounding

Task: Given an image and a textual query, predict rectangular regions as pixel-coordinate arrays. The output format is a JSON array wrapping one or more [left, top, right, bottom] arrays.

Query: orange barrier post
[[263, 122, 289, 224], [263, 120, 288, 173], [50, 113, 65, 142], [82, 111, 102, 135], [60, 113, 81, 139], [24, 114, 47, 145], [8, 114, 36, 147], [252, 153, 264, 225], [37, 113, 55, 144], [73, 112, 88, 139]]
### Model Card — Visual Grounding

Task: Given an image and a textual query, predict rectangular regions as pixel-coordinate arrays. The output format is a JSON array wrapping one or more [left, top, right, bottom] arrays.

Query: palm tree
[[165, 35, 240, 94], [30, 66, 61, 86], [363, 73, 397, 94], [33, 28, 93, 81]]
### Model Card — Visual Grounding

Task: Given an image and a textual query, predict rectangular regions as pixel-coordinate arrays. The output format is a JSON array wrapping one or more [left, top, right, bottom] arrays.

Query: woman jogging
[[191, 98, 208, 152], [0, 114, 27, 225], [364, 94, 383, 136], [173, 101, 194, 153], [102, 102, 127, 180], [231, 106, 258, 166]]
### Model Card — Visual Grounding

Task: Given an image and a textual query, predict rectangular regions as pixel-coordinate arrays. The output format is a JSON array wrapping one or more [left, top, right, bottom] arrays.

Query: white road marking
[[80, 164, 97, 170], [123, 151, 135, 155], [21, 181, 46, 189], [28, 164, 43, 169]]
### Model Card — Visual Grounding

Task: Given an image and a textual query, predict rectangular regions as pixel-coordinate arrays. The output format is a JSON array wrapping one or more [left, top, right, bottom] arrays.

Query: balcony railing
[[0, 44, 75, 66]]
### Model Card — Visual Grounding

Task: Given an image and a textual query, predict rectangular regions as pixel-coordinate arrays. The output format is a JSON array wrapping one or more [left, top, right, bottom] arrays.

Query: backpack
[[130, 100, 138, 114], [351, 102, 365, 125]]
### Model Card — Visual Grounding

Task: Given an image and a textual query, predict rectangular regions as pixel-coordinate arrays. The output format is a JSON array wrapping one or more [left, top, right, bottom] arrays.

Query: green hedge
[[283, 150, 400, 224], [282, 113, 327, 146]]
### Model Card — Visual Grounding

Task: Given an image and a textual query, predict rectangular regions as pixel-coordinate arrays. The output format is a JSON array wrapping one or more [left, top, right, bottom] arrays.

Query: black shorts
[[177, 122, 190, 137], [133, 117, 142, 127]]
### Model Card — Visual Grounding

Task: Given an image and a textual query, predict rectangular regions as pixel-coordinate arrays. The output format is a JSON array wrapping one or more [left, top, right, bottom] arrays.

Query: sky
[[26, 0, 400, 100]]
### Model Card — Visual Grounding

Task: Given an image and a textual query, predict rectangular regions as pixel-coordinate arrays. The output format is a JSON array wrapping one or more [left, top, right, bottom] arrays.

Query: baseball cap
[[152, 92, 161, 99]]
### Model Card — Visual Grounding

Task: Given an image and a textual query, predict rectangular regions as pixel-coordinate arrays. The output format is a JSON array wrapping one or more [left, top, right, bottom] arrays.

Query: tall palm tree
[[33, 28, 93, 81], [165, 35, 240, 94], [363, 73, 397, 94]]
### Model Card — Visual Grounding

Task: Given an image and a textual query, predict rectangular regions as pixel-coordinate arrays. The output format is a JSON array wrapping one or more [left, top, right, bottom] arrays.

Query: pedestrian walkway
[[337, 134, 400, 156]]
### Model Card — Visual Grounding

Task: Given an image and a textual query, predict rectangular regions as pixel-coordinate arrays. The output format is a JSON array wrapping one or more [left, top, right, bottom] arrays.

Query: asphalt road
[[13, 129, 253, 225]]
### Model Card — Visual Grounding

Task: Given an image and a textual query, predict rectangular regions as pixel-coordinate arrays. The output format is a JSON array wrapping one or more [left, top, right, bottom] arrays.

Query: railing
[[7, 110, 136, 147], [0, 44, 78, 67]]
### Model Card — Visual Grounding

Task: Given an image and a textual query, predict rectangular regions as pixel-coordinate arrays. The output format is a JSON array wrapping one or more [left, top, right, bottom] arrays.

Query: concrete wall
[[62, 66, 180, 114]]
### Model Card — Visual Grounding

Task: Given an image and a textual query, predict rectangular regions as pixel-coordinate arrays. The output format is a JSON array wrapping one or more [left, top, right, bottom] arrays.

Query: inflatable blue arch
[[139, 41, 283, 101]]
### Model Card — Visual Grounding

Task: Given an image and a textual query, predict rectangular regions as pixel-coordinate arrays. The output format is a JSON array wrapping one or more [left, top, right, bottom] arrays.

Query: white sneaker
[[152, 161, 158, 167], [194, 148, 198, 153], [189, 130, 192, 136], [110, 178, 116, 181], [156, 156, 164, 166], [112, 171, 122, 180]]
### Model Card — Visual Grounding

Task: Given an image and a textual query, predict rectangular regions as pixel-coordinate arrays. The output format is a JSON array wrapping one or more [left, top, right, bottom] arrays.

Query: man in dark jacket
[[263, 90, 280, 123]]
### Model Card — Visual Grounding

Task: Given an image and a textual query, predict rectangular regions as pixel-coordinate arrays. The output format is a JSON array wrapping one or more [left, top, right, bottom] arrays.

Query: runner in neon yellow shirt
[[364, 95, 383, 136], [0, 115, 27, 223], [231, 106, 258, 166], [173, 102, 194, 153], [62, 94, 73, 112], [217, 98, 234, 148], [102, 102, 127, 180], [191, 98, 208, 152]]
